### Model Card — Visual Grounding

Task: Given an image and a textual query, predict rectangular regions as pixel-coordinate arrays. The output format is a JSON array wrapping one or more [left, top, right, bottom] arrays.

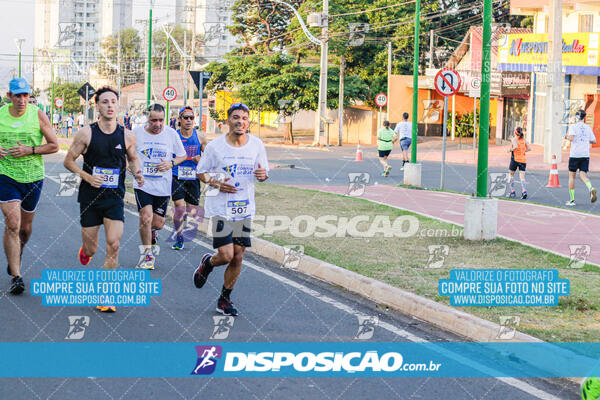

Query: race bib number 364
[[92, 167, 120, 188], [143, 162, 161, 177], [178, 166, 196, 180], [227, 199, 250, 220]]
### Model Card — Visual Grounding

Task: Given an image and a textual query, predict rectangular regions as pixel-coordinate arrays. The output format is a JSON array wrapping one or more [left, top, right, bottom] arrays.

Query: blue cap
[[9, 78, 32, 95], [179, 106, 193, 115]]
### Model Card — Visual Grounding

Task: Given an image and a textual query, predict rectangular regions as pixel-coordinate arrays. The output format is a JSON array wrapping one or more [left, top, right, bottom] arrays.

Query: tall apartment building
[[175, 0, 238, 63], [34, 0, 133, 90]]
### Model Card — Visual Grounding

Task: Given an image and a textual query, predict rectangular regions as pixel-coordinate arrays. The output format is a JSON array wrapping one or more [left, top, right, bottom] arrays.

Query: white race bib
[[92, 167, 120, 188], [226, 199, 250, 220], [178, 166, 196, 180], [143, 162, 161, 177]]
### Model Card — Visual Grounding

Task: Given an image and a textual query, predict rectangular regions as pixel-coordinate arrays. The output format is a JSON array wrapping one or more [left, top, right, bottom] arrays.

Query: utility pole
[[338, 54, 345, 146], [410, 0, 421, 163], [545, 0, 563, 163], [15, 39, 25, 78], [387, 41, 392, 122], [476, 0, 492, 198], [117, 30, 122, 108], [429, 30, 434, 69], [314, 0, 329, 146], [164, 25, 172, 122], [147, 8, 153, 108], [183, 30, 188, 105]]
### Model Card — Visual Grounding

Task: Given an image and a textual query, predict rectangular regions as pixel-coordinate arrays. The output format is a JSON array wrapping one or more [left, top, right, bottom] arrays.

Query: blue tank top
[[173, 129, 202, 178]]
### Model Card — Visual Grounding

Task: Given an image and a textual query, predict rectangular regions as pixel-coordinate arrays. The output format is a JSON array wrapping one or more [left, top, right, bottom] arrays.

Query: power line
[[329, 0, 417, 18]]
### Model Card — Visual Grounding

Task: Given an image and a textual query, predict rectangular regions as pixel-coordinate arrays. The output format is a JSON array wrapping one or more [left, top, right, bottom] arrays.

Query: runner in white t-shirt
[[193, 102, 269, 316], [394, 112, 412, 169], [133, 104, 187, 269], [565, 110, 597, 206]]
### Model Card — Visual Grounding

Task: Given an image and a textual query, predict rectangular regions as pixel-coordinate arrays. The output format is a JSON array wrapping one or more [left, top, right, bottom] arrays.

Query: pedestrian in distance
[[133, 104, 187, 270], [64, 86, 144, 313], [66, 113, 74, 137], [192, 102, 269, 317], [377, 121, 398, 177], [565, 109, 597, 206], [506, 127, 531, 200], [394, 112, 412, 170], [0, 78, 59, 295]]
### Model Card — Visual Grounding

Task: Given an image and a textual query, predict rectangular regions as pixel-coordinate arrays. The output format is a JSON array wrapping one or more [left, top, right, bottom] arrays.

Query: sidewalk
[[292, 184, 600, 266]]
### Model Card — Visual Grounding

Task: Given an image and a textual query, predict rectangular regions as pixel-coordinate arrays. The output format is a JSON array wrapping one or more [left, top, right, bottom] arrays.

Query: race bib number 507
[[227, 199, 250, 220]]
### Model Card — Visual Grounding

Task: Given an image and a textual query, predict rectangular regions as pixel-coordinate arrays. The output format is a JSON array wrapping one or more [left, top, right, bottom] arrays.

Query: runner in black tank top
[[78, 122, 127, 204], [63, 87, 143, 314]]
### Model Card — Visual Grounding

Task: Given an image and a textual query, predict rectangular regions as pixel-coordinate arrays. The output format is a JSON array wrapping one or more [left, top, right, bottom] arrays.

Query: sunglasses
[[228, 102, 249, 112], [180, 115, 194, 120]]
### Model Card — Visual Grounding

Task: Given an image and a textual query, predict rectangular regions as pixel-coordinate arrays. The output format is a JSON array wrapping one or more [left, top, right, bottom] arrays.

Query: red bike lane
[[292, 184, 599, 266]]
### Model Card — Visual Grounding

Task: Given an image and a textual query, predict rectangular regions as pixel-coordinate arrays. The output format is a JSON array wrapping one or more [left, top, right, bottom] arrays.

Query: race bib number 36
[[92, 167, 120, 188], [227, 199, 250, 220], [178, 166, 196, 180], [143, 162, 161, 177]]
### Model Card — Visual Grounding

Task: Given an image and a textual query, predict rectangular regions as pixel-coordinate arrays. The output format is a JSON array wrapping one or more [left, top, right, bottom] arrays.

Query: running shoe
[[78, 247, 92, 266], [581, 377, 600, 400], [521, 192, 527, 200], [151, 229, 158, 247], [193, 254, 213, 289], [507, 191, 516, 199], [216, 297, 238, 316], [9, 276, 24, 295], [566, 199, 576, 207], [138, 254, 155, 270], [171, 237, 184, 250], [96, 305, 116, 313], [591, 188, 597, 203]]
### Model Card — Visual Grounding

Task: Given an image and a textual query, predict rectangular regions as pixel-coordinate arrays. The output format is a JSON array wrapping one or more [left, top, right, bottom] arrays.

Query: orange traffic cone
[[546, 155, 561, 188], [355, 141, 363, 162]]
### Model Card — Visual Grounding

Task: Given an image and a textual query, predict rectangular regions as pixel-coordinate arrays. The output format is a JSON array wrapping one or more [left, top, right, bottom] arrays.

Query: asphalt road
[[266, 146, 600, 214], [0, 155, 581, 399]]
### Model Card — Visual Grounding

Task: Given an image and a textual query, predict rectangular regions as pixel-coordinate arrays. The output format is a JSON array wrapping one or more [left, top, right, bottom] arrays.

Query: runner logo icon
[[567, 244, 591, 269], [191, 345, 222, 375], [65, 316, 90, 340], [210, 316, 235, 340]]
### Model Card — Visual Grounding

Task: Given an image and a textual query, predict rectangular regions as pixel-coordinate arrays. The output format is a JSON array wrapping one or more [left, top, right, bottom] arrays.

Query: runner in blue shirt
[[171, 106, 207, 250]]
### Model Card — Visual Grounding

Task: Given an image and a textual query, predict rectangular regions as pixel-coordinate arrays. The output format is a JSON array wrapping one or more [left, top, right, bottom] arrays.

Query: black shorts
[[509, 159, 526, 172], [211, 216, 252, 249], [0, 175, 43, 212], [171, 176, 200, 206], [80, 198, 124, 227], [569, 157, 590, 173], [378, 150, 392, 158], [134, 189, 169, 218]]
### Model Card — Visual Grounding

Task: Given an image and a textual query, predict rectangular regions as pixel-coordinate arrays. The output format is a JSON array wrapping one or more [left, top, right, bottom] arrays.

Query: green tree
[[99, 29, 144, 85], [205, 54, 368, 142], [46, 81, 83, 114], [229, 0, 304, 55]]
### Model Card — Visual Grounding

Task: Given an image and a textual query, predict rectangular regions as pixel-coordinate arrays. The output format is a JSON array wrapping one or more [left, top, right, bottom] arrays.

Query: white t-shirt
[[196, 134, 269, 221], [77, 115, 85, 126], [395, 121, 412, 139], [568, 121, 596, 158], [133, 125, 186, 196]]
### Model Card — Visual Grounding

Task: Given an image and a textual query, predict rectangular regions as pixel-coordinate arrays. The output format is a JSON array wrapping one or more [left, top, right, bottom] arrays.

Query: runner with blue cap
[[0, 78, 58, 294]]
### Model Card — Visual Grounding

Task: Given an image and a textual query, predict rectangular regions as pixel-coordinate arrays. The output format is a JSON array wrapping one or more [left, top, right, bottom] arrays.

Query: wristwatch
[[171, 160, 175, 168]]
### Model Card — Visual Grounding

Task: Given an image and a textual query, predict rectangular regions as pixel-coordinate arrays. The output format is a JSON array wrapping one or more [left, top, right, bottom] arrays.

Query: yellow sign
[[498, 32, 600, 73]]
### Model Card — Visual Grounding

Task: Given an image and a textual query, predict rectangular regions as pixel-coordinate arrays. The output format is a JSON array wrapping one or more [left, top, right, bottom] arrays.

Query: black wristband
[[31, 146, 35, 155]]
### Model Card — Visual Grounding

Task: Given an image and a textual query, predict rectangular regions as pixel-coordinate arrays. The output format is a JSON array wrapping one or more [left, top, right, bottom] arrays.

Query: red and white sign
[[54, 98, 63, 108], [163, 87, 177, 102], [434, 68, 461, 97], [375, 93, 388, 107]]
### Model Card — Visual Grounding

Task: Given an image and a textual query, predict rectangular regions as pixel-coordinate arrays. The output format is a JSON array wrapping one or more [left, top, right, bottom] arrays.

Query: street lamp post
[[163, 25, 173, 123], [14, 39, 25, 78], [268, 0, 324, 145], [147, 8, 153, 108]]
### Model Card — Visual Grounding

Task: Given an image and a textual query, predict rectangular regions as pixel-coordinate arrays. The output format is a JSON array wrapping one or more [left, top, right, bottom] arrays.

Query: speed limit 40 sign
[[163, 87, 177, 102], [54, 98, 64, 108], [375, 93, 388, 107]]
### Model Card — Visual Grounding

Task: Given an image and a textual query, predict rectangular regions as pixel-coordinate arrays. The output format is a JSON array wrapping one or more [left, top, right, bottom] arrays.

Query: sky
[[0, 0, 175, 91]]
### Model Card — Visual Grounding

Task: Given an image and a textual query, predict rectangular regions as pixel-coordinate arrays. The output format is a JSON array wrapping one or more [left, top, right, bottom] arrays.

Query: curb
[[264, 143, 333, 152], [124, 191, 537, 343], [123, 190, 586, 384]]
